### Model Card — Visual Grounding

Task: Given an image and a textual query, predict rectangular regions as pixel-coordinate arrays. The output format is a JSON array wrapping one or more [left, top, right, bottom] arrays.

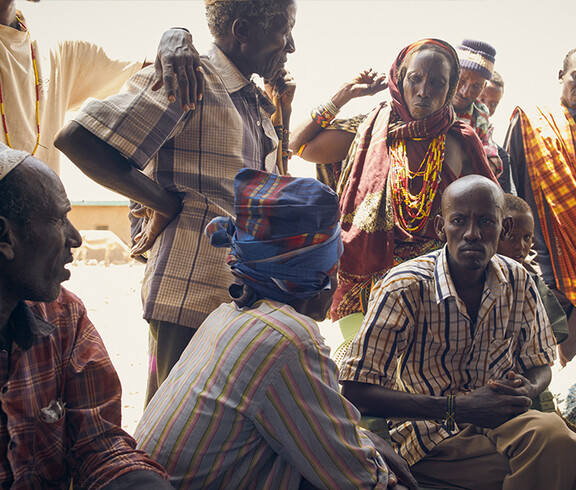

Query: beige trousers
[[410, 410, 576, 490]]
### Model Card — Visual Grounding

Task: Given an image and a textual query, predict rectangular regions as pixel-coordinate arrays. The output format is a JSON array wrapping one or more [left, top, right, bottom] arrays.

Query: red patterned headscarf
[[332, 39, 496, 320]]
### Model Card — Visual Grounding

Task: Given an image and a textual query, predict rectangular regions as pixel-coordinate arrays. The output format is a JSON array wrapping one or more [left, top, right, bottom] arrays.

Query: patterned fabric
[[512, 105, 576, 305], [0, 19, 141, 173], [206, 169, 343, 306], [135, 299, 390, 489], [315, 114, 368, 190], [331, 39, 495, 320], [72, 44, 279, 330], [456, 100, 502, 174], [0, 288, 167, 487], [339, 247, 557, 465]]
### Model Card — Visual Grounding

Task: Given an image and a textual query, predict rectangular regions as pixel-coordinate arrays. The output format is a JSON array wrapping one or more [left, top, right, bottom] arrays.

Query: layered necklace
[[390, 134, 446, 233], [0, 15, 40, 154]]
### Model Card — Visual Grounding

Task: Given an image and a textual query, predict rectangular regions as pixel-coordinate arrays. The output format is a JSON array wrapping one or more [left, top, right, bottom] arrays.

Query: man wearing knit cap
[[0, 144, 172, 487], [453, 39, 503, 178], [56, 0, 297, 402], [135, 168, 417, 489]]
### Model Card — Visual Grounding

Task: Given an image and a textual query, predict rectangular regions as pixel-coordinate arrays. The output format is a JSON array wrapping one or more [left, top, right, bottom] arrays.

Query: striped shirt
[[72, 44, 279, 329], [135, 299, 390, 489], [339, 247, 556, 465]]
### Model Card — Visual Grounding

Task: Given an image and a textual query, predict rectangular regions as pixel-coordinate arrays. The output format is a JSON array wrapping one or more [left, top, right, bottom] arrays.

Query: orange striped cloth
[[515, 104, 576, 304]]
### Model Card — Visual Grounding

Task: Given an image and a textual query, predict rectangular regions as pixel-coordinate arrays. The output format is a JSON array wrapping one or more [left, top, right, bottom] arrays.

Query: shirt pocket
[[488, 336, 514, 379], [33, 415, 68, 483]]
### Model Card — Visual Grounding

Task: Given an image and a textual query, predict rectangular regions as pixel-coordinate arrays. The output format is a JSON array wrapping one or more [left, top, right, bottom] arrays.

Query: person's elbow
[[55, 122, 111, 176], [341, 380, 372, 415]]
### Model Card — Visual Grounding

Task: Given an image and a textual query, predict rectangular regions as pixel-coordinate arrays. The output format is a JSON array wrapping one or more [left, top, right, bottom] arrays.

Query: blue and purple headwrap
[[205, 168, 343, 307]]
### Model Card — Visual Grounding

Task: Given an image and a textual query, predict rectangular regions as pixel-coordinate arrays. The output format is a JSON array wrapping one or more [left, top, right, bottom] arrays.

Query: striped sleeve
[[254, 337, 389, 489], [339, 274, 415, 387]]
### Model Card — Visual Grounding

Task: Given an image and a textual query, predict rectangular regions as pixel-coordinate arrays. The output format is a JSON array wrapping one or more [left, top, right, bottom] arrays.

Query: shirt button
[[1, 386, 7, 394], [256, 120, 261, 127]]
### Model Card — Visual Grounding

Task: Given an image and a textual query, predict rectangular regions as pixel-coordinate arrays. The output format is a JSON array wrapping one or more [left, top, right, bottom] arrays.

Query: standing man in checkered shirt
[[340, 175, 576, 489], [55, 0, 297, 402]]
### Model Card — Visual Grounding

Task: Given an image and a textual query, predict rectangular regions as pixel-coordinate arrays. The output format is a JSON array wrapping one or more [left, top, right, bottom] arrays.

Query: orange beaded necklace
[[390, 134, 446, 233], [0, 15, 40, 155]]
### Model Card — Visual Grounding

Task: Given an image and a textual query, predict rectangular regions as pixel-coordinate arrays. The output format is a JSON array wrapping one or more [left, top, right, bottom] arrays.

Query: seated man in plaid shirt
[[0, 144, 172, 488], [340, 175, 576, 489]]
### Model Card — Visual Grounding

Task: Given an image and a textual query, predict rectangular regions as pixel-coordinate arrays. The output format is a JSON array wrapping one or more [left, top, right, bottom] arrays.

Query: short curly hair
[[563, 48, 576, 73], [206, 0, 289, 40], [503, 193, 532, 217]]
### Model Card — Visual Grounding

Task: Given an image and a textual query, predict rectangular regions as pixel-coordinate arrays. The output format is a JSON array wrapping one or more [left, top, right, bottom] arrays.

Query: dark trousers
[[145, 319, 197, 405]]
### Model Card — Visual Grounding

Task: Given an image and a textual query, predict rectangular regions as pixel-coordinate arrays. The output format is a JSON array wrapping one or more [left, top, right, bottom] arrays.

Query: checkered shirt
[[0, 288, 166, 487], [72, 44, 279, 328]]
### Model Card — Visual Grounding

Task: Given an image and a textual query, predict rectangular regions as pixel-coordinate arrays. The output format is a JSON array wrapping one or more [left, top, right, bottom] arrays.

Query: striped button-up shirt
[[339, 247, 556, 465], [72, 45, 279, 329], [135, 300, 390, 489]]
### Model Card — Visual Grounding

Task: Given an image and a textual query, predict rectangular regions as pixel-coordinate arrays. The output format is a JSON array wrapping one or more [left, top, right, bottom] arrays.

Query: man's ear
[[559, 69, 565, 82], [0, 216, 16, 261], [231, 17, 251, 44], [501, 215, 513, 240], [434, 214, 446, 241]]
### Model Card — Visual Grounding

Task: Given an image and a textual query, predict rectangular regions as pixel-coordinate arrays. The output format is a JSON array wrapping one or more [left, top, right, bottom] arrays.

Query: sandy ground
[[65, 261, 576, 436]]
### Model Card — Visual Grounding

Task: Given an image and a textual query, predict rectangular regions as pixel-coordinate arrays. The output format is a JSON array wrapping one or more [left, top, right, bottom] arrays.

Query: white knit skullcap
[[0, 142, 29, 181]]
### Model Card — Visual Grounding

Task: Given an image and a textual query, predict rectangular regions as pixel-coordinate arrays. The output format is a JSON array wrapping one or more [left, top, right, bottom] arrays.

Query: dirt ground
[[65, 262, 576, 436]]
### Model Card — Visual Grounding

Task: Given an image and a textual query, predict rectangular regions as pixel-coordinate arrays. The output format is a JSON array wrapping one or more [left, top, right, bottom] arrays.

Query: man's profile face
[[452, 68, 488, 112], [560, 53, 576, 110], [8, 162, 82, 303], [478, 83, 503, 117], [245, 0, 296, 81], [435, 184, 506, 275]]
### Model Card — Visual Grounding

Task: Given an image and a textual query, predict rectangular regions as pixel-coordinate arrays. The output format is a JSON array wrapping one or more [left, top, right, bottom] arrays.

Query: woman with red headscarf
[[290, 39, 497, 320]]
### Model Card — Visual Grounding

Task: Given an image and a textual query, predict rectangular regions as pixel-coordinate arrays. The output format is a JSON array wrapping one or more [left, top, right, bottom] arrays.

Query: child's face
[[497, 210, 534, 263]]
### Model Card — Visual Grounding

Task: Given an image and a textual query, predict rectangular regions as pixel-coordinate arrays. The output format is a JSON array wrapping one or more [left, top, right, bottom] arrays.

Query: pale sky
[[21, 0, 576, 200]]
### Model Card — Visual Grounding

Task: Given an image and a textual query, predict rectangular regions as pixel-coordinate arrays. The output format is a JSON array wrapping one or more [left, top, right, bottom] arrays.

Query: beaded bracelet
[[446, 395, 456, 431], [311, 99, 341, 128]]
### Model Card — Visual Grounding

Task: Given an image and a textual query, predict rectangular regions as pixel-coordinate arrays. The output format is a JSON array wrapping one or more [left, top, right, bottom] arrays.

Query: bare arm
[[289, 69, 387, 163], [342, 381, 447, 421], [55, 122, 180, 215], [55, 122, 181, 256], [342, 380, 533, 430]]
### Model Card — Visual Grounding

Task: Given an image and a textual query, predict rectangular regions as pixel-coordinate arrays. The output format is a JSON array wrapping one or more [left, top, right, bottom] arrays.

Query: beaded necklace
[[0, 15, 40, 154], [390, 134, 446, 233]]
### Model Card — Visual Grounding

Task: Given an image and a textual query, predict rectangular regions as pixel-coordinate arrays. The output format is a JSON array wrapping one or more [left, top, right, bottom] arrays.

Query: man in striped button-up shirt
[[135, 170, 418, 489], [341, 175, 576, 490]]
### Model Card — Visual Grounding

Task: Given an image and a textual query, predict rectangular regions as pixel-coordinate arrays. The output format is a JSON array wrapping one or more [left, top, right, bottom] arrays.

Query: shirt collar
[[207, 43, 276, 116], [434, 245, 508, 304], [7, 301, 56, 351]]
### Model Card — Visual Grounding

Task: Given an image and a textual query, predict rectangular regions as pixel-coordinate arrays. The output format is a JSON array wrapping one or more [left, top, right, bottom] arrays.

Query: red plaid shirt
[[0, 288, 166, 488]]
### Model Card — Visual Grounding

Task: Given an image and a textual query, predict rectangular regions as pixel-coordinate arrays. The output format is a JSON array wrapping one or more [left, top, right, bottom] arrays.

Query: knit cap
[[457, 39, 496, 81]]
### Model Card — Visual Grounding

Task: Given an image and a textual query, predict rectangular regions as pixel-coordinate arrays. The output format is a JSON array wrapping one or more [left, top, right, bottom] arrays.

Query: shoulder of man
[[376, 251, 439, 294], [26, 287, 89, 333]]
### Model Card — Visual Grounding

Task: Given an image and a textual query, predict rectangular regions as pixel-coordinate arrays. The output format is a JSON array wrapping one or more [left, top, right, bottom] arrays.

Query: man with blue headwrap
[[134, 169, 417, 489]]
